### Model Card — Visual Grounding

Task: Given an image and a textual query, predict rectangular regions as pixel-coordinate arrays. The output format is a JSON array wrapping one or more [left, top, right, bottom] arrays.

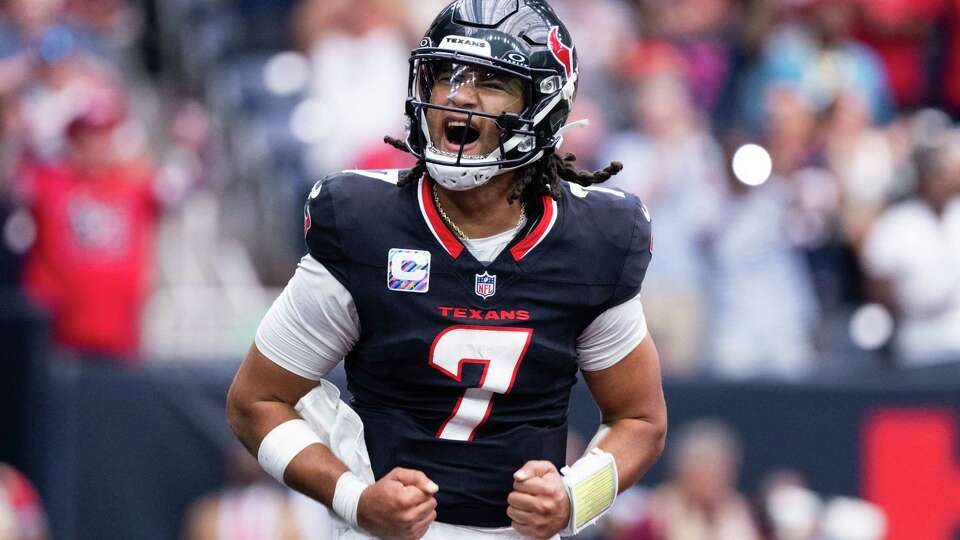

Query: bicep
[[226, 342, 324, 457], [229, 343, 320, 410], [582, 335, 665, 426]]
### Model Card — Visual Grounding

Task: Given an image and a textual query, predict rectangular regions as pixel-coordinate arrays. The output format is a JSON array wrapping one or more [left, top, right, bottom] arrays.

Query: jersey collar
[[509, 193, 558, 262], [418, 175, 465, 258], [417, 175, 559, 262]]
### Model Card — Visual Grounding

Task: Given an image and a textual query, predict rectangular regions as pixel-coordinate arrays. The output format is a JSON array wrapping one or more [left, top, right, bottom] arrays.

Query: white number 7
[[429, 326, 534, 441]]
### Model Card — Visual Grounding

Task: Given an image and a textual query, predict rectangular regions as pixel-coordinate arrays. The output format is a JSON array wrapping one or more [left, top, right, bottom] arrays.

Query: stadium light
[[849, 303, 894, 351], [732, 144, 772, 187]]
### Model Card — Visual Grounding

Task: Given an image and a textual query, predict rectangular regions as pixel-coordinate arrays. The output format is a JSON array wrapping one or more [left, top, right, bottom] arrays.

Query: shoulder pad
[[303, 168, 414, 265], [560, 182, 653, 307], [303, 172, 347, 265]]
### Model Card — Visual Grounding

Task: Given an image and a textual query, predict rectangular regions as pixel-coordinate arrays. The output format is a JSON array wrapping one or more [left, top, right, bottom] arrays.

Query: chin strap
[[556, 118, 590, 137], [554, 118, 590, 152]]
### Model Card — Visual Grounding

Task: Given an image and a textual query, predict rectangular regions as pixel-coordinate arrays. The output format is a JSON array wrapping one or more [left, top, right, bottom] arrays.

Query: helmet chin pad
[[425, 145, 545, 191], [425, 149, 506, 191]]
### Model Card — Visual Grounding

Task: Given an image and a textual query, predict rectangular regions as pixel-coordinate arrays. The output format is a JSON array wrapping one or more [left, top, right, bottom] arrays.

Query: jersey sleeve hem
[[254, 331, 327, 381], [577, 293, 648, 372], [252, 255, 360, 381], [577, 326, 647, 372]]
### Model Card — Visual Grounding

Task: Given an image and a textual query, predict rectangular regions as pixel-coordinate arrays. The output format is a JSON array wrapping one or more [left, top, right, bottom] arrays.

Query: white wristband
[[332, 471, 368, 528], [257, 419, 322, 485], [559, 448, 618, 536]]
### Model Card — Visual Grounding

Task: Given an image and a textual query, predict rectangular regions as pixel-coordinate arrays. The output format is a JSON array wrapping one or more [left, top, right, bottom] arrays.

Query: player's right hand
[[356, 467, 439, 540]]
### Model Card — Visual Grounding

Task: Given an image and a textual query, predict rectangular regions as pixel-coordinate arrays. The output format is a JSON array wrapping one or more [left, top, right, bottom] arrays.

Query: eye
[[480, 80, 507, 90], [478, 71, 510, 90], [435, 69, 453, 83], [432, 63, 457, 83]]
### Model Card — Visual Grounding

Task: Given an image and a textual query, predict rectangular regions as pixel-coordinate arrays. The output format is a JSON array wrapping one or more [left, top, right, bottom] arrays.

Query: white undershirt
[[460, 218, 526, 264], [256, 254, 647, 380]]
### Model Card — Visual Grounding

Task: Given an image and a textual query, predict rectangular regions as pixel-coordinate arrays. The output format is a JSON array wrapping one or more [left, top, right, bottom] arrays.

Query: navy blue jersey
[[304, 170, 652, 527]]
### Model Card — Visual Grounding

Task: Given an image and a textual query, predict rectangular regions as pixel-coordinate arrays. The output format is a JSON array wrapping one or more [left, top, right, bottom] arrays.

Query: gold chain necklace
[[432, 182, 525, 241]]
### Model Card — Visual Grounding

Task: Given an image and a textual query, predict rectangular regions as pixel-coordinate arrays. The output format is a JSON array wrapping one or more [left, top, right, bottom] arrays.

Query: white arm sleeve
[[576, 293, 648, 372], [255, 255, 360, 380]]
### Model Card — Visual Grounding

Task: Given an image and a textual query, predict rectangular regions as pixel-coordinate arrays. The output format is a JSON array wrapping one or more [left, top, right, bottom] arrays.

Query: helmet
[[404, 0, 579, 191]]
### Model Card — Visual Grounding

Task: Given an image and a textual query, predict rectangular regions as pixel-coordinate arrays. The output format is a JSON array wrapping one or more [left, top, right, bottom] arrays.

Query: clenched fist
[[357, 467, 439, 540], [507, 460, 570, 540]]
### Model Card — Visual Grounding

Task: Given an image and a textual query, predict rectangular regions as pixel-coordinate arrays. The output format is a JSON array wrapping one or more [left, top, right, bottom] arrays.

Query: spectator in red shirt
[[22, 86, 157, 362], [854, 0, 944, 109], [942, 0, 960, 113]]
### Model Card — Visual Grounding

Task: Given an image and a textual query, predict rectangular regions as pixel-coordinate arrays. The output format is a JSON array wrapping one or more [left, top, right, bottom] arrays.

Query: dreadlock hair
[[384, 136, 430, 188], [383, 135, 623, 204]]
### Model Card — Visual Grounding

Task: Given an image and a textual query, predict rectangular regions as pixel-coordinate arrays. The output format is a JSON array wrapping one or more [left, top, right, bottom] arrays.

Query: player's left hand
[[507, 460, 569, 540]]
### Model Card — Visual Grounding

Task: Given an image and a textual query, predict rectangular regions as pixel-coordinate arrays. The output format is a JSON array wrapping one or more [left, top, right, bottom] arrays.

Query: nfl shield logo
[[475, 271, 497, 299]]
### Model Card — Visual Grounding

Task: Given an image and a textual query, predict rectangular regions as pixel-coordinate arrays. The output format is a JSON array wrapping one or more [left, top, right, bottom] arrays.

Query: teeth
[[448, 120, 468, 127], [430, 145, 491, 159]]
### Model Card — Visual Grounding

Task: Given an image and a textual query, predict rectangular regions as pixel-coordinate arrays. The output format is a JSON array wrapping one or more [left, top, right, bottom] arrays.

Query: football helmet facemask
[[404, 0, 579, 191]]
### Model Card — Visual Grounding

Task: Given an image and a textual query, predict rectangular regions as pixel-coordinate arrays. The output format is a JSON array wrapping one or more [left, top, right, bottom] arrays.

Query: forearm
[[595, 417, 666, 491], [582, 336, 668, 492], [229, 396, 349, 505], [280, 435, 349, 506], [226, 383, 348, 507]]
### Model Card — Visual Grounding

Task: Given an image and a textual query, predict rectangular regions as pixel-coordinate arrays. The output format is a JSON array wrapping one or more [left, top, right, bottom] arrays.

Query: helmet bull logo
[[548, 26, 573, 78]]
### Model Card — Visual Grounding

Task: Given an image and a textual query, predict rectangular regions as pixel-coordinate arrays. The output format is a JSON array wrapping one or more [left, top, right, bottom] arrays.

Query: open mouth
[[441, 118, 481, 153]]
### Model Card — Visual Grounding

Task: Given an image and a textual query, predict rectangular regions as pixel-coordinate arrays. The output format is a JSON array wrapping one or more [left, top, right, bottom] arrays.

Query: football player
[[227, 1, 667, 539]]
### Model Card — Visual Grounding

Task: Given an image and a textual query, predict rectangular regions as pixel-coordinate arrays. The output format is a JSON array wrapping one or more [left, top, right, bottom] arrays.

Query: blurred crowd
[[0, 0, 270, 363], [180, 446, 334, 540], [1, 0, 958, 376], [549, 0, 960, 378], [0, 0, 160, 362], [601, 419, 886, 540]]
